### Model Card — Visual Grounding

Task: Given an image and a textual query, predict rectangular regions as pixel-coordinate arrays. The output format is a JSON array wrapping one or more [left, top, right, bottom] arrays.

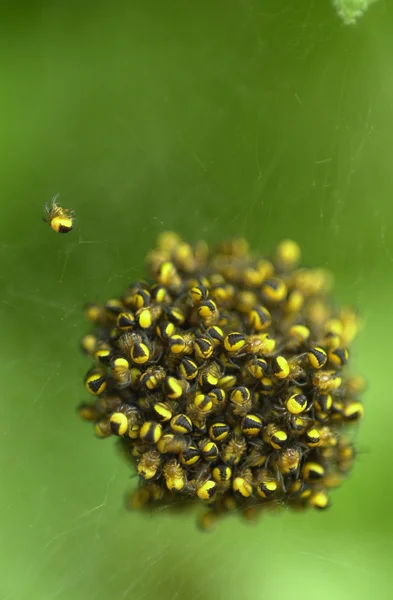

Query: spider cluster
[[78, 232, 364, 529]]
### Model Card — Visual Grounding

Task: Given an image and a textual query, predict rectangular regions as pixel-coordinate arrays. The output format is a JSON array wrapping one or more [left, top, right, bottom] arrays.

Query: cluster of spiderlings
[[78, 232, 364, 530]]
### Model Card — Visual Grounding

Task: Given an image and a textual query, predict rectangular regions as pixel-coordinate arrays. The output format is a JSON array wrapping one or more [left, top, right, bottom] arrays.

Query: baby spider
[[43, 194, 75, 233], [272, 390, 314, 429]]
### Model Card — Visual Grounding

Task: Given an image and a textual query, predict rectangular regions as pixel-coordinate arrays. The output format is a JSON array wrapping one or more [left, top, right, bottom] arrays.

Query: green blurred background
[[1, 1, 392, 599]]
